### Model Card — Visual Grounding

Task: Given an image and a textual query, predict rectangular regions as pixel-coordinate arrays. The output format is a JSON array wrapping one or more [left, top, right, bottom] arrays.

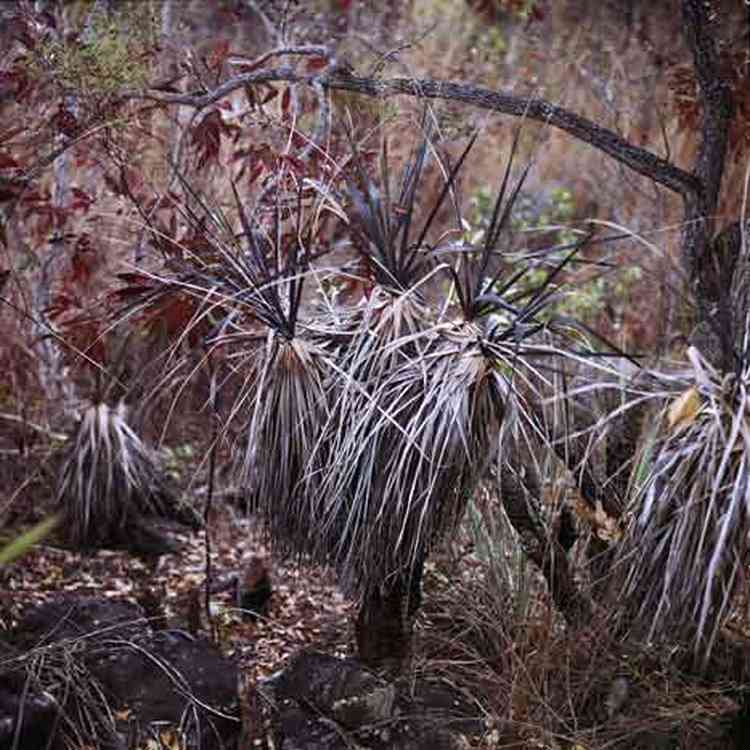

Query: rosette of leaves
[[57, 401, 176, 551], [308, 128, 582, 667], [114, 173, 340, 555], [614, 346, 750, 664], [310, 131, 481, 580], [209, 191, 339, 556]]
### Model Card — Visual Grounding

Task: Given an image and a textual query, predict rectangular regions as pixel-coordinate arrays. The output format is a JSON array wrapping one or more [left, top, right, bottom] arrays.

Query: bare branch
[[322, 75, 701, 200], [122, 66, 300, 108], [125, 69, 700, 202], [227, 44, 330, 71]]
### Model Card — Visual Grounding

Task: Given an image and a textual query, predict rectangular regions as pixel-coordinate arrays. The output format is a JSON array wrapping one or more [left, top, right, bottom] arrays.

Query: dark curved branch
[[123, 66, 300, 109], [321, 74, 701, 200], [126, 69, 700, 203], [124, 0, 728, 307]]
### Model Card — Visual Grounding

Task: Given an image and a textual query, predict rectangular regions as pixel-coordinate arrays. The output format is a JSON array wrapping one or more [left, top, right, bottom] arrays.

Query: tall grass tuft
[[614, 344, 750, 663], [57, 401, 174, 549]]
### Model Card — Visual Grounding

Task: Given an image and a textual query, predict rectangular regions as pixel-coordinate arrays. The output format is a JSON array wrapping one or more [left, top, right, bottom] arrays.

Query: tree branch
[[123, 66, 300, 109], [322, 74, 701, 199], [125, 69, 700, 202], [122, 4, 733, 328]]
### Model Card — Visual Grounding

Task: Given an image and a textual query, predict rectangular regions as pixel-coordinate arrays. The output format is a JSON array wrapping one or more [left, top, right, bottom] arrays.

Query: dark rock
[[89, 630, 240, 749], [4, 595, 240, 750], [277, 705, 349, 750], [116, 518, 180, 561], [257, 650, 483, 750], [266, 650, 389, 721], [0, 641, 63, 750], [10, 595, 145, 650], [0, 672, 62, 750], [395, 678, 484, 737]]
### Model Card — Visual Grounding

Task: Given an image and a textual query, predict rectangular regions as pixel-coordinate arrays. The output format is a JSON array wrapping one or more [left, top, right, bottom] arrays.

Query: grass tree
[[117, 121, 596, 670], [611, 234, 750, 666], [56, 401, 180, 554]]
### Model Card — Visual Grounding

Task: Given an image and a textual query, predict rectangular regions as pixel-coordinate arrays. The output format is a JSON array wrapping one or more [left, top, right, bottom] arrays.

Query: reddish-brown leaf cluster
[[191, 109, 240, 170]]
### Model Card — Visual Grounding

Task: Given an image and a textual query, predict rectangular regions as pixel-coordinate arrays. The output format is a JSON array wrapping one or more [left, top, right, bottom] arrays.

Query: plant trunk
[[355, 559, 424, 673]]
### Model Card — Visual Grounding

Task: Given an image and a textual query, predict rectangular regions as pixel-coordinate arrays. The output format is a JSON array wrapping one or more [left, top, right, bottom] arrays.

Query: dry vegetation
[[2, 1, 750, 748]]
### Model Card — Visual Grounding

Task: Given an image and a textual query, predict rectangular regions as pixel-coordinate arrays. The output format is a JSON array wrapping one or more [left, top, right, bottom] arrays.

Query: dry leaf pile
[[1, 504, 355, 687]]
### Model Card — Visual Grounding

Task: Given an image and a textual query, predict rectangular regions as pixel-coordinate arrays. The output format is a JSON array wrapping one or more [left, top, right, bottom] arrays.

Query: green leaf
[[0, 514, 59, 566]]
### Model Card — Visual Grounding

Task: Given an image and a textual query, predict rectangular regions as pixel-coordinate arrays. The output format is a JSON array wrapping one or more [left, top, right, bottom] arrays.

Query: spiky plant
[[303, 125, 598, 668], [117, 120, 595, 670], [613, 343, 750, 664], [210, 190, 342, 558], [57, 401, 176, 550]]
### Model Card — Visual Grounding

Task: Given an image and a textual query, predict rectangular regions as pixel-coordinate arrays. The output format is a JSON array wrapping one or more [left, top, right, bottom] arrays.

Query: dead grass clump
[[2, 640, 120, 749], [56, 401, 181, 550], [610, 346, 750, 665], [419, 569, 747, 749], [520, 632, 744, 749], [416, 484, 750, 749]]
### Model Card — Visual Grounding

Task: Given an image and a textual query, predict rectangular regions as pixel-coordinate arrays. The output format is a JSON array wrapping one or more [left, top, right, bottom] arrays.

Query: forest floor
[[1, 503, 357, 688], [4, 493, 749, 748]]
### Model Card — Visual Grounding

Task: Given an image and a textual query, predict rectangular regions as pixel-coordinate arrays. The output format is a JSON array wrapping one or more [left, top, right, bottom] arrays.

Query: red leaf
[[529, 4, 546, 22], [0, 185, 21, 203], [70, 233, 98, 287], [70, 187, 94, 213], [0, 152, 19, 169], [247, 162, 264, 185], [71, 252, 92, 286], [149, 293, 197, 338], [306, 56, 328, 72], [191, 110, 224, 169], [207, 39, 230, 71]]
